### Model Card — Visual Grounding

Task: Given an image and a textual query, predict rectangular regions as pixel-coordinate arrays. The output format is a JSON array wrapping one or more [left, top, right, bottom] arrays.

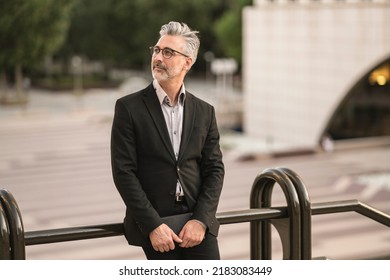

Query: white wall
[[243, 2, 390, 152]]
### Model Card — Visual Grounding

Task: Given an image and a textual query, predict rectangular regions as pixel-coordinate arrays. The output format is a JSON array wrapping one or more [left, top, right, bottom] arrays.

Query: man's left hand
[[178, 220, 206, 248]]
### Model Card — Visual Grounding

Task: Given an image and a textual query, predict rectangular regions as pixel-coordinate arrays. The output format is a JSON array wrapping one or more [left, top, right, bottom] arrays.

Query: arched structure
[[324, 57, 390, 140], [243, 1, 390, 153]]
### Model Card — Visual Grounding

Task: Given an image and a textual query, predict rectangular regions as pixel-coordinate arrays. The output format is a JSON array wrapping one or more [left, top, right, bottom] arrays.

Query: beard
[[151, 61, 169, 81], [151, 61, 184, 82]]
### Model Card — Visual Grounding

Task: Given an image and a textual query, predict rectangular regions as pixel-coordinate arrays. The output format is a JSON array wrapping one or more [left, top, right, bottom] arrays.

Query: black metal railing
[[1, 167, 389, 260]]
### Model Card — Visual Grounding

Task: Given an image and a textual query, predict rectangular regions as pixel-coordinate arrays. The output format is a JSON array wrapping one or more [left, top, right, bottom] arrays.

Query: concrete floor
[[1, 85, 389, 260]]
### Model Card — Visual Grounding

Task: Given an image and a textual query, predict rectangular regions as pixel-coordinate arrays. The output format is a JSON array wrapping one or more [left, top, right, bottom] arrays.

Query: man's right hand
[[149, 224, 183, 252]]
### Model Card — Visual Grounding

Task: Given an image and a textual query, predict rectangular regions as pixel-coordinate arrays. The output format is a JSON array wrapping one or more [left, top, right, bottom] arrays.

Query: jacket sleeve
[[191, 106, 225, 229], [110, 99, 161, 236]]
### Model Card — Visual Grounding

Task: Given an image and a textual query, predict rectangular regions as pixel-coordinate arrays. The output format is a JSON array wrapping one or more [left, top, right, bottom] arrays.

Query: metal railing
[[1, 167, 389, 260]]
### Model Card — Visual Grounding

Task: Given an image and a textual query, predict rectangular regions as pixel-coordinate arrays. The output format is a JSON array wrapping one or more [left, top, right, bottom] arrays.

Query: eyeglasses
[[149, 46, 189, 59]]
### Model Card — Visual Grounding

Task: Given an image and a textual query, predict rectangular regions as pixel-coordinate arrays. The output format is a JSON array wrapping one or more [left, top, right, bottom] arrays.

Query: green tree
[[214, 0, 253, 68], [57, 0, 226, 72], [0, 0, 75, 103]]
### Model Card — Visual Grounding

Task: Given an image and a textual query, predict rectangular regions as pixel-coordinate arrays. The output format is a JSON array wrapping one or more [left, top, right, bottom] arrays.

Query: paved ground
[[0, 81, 389, 260]]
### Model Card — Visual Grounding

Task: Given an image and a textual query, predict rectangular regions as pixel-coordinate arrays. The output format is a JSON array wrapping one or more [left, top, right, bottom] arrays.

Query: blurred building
[[243, 0, 390, 153]]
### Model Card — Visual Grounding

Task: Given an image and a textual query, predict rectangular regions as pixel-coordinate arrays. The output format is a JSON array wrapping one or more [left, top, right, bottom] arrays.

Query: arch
[[320, 55, 390, 143]]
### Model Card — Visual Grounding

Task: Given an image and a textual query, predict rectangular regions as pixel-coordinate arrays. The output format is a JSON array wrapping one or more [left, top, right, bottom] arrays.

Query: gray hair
[[159, 21, 200, 65]]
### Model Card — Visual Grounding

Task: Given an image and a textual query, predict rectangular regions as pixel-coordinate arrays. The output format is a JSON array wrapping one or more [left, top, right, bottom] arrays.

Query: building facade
[[243, 0, 390, 152]]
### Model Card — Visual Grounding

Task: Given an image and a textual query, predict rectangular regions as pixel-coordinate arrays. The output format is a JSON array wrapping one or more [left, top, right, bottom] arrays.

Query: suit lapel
[[142, 84, 176, 161], [178, 92, 196, 161]]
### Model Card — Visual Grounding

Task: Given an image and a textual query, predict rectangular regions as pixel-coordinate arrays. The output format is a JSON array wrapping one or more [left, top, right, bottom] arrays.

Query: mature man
[[111, 21, 224, 260]]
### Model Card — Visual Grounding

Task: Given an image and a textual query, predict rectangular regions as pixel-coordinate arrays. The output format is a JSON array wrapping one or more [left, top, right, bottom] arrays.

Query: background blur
[[0, 0, 248, 97], [0, 0, 389, 260]]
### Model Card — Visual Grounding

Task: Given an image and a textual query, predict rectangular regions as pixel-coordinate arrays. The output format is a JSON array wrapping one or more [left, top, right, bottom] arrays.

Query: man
[[111, 21, 225, 260]]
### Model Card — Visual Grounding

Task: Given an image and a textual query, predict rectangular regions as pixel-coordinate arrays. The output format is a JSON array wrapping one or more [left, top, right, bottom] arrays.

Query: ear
[[184, 57, 193, 71]]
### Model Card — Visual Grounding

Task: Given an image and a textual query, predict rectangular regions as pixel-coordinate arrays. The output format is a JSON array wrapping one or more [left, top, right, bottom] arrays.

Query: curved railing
[[0, 189, 25, 259], [250, 167, 313, 259], [1, 168, 389, 260]]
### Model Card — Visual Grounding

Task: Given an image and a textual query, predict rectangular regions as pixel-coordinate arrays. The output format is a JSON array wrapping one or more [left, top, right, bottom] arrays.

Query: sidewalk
[[1, 80, 389, 260], [0, 79, 306, 160], [0, 78, 252, 158]]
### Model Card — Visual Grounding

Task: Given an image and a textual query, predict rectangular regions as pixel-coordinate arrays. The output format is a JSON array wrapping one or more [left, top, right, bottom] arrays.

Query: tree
[[0, 0, 75, 103], [57, 0, 226, 72], [213, 0, 253, 69]]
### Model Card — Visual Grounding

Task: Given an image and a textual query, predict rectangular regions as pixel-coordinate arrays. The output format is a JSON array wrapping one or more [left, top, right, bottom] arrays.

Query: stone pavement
[[0, 81, 389, 260]]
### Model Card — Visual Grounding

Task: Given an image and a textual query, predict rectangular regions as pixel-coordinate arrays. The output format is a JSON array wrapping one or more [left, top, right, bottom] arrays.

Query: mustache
[[153, 62, 167, 70]]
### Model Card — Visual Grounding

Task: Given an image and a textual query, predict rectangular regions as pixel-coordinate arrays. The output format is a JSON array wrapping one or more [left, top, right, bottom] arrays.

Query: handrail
[[1, 167, 389, 260], [278, 167, 312, 259], [250, 167, 302, 260], [25, 223, 125, 246], [312, 200, 390, 227], [0, 202, 11, 259], [0, 189, 25, 260], [24, 208, 288, 246]]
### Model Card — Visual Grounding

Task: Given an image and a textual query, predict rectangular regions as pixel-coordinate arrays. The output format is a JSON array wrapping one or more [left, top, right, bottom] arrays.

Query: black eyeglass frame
[[149, 46, 189, 59]]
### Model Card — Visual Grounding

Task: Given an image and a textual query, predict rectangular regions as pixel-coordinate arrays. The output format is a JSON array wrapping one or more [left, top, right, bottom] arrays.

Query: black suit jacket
[[111, 83, 224, 246]]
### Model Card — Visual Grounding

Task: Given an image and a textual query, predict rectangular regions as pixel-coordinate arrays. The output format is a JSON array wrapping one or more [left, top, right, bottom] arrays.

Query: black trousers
[[142, 200, 220, 260]]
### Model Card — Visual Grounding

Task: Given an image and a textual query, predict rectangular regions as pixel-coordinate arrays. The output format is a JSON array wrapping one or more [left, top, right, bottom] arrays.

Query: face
[[151, 35, 192, 83]]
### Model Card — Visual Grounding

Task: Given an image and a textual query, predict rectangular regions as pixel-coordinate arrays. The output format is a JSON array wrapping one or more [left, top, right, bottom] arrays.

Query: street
[[0, 84, 389, 259]]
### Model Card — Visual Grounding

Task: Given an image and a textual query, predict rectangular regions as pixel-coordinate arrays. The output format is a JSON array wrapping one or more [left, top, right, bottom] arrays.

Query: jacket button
[[169, 191, 175, 195]]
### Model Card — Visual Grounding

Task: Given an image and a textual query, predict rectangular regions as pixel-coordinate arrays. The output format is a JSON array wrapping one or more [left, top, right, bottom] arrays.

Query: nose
[[153, 49, 164, 60]]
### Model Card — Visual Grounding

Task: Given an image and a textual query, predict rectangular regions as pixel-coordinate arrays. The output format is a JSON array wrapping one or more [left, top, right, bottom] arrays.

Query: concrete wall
[[243, 1, 390, 152]]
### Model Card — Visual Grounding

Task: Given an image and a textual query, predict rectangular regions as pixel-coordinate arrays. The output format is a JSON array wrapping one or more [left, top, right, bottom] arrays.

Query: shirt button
[[177, 167, 180, 172]]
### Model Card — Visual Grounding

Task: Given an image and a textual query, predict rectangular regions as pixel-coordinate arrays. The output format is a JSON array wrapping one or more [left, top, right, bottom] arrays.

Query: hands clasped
[[149, 220, 206, 252]]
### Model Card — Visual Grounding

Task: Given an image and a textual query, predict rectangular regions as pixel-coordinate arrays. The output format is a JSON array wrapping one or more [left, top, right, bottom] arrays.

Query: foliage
[[57, 0, 228, 70], [0, 0, 253, 77], [0, 0, 75, 70], [213, 0, 253, 66], [0, 0, 75, 102]]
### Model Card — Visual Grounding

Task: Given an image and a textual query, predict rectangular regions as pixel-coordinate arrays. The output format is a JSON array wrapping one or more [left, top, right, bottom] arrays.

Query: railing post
[[0, 201, 11, 259], [278, 167, 312, 259], [1, 169, 387, 260], [0, 189, 26, 259], [250, 168, 302, 260]]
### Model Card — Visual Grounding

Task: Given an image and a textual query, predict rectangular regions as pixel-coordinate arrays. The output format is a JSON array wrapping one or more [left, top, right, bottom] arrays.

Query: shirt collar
[[153, 79, 186, 106]]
